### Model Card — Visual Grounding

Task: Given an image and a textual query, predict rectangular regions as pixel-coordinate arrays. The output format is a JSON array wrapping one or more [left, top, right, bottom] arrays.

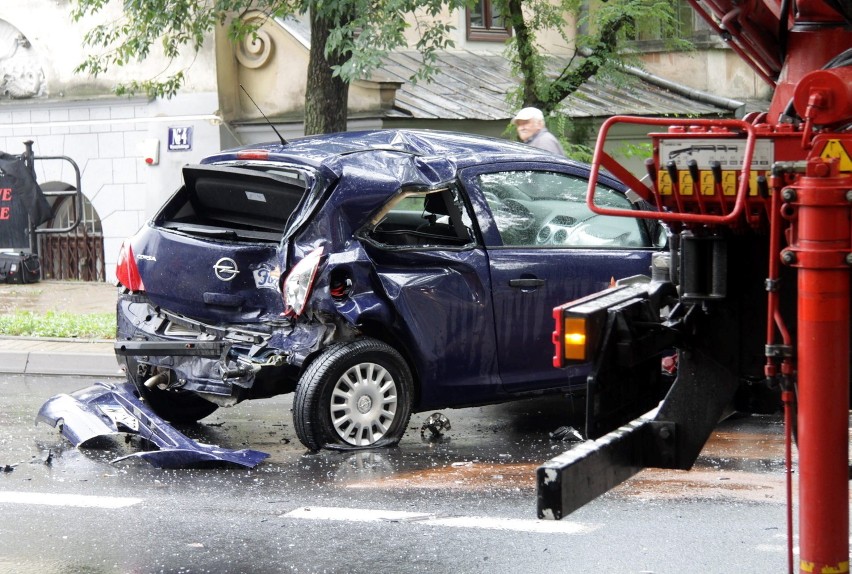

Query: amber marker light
[[563, 317, 587, 361]]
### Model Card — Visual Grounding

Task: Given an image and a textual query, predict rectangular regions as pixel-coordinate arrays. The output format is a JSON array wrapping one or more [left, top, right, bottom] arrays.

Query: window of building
[[467, 0, 511, 42], [580, 0, 714, 48], [623, 0, 714, 46]]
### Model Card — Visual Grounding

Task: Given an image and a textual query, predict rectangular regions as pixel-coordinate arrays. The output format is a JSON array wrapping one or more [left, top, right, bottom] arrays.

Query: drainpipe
[[576, 48, 746, 114], [621, 64, 746, 114]]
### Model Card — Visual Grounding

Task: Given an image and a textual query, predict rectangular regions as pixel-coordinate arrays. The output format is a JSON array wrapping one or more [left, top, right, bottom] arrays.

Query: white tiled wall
[[0, 93, 223, 283]]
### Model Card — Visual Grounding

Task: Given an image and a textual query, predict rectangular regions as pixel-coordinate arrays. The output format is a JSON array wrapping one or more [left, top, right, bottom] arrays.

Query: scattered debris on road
[[549, 425, 584, 442], [36, 381, 268, 469], [420, 412, 451, 439]]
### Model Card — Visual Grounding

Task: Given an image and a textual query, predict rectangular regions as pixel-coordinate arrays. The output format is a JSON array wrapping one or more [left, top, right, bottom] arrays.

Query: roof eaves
[[384, 50, 740, 122]]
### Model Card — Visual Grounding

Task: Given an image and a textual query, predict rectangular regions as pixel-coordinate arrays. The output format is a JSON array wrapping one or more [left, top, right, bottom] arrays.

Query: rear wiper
[[162, 222, 280, 241], [175, 226, 239, 238], [161, 222, 238, 237]]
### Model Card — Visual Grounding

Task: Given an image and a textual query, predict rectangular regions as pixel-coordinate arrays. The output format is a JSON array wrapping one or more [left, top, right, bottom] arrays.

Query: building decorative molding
[[235, 16, 275, 69], [0, 20, 45, 99]]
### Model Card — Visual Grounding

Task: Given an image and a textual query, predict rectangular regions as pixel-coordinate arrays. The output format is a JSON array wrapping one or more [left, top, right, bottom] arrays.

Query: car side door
[[460, 164, 657, 394], [356, 186, 504, 410]]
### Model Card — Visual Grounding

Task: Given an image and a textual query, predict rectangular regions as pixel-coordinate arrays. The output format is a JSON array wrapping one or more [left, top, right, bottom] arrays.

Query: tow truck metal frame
[[539, 2, 852, 572]]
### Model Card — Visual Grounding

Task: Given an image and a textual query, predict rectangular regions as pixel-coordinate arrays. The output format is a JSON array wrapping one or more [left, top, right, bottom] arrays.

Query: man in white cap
[[511, 107, 566, 156]]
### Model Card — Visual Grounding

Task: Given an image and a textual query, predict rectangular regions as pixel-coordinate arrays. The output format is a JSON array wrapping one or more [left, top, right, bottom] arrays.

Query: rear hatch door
[[131, 164, 310, 324]]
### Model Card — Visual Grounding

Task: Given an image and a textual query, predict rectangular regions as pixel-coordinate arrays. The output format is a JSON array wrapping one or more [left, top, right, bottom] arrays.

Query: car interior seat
[[417, 192, 463, 240]]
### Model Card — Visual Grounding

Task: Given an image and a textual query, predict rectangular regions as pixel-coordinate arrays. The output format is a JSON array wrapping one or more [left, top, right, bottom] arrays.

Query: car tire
[[135, 383, 219, 424], [293, 338, 414, 451]]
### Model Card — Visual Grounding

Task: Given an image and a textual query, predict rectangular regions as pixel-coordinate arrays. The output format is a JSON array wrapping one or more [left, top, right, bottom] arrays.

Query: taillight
[[282, 247, 323, 317], [115, 241, 145, 292], [236, 149, 270, 160]]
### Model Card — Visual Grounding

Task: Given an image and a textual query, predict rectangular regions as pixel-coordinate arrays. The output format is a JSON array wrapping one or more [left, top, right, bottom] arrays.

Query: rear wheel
[[135, 383, 219, 424], [293, 338, 414, 451]]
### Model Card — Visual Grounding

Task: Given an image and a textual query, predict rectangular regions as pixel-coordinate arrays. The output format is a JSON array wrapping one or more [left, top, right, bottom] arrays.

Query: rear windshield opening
[[155, 165, 308, 242]]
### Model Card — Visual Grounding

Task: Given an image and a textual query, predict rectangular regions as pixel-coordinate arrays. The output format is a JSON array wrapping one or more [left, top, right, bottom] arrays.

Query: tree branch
[[547, 12, 632, 105]]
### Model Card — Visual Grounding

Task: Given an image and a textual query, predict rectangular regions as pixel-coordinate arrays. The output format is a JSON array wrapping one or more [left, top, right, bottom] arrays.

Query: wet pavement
[[0, 373, 810, 573]]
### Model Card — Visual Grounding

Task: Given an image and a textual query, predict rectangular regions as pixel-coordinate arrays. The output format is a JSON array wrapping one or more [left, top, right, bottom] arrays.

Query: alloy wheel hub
[[356, 395, 373, 414]]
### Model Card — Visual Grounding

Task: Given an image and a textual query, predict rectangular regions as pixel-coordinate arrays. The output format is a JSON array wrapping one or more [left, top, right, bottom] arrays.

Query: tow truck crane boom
[[538, 2, 852, 572]]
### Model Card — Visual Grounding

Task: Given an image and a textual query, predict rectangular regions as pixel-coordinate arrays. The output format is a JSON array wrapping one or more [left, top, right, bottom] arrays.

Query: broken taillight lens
[[282, 247, 323, 317], [115, 241, 145, 292]]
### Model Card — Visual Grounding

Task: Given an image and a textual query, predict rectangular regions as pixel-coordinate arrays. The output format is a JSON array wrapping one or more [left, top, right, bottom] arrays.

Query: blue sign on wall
[[168, 127, 193, 151]]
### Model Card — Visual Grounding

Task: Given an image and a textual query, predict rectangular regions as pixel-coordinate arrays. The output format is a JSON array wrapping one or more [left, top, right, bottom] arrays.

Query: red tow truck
[[539, 2, 852, 572]]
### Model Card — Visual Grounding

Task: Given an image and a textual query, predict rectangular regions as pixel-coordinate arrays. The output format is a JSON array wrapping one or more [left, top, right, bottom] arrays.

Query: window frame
[[466, 0, 512, 42], [358, 187, 479, 251], [464, 167, 652, 249]]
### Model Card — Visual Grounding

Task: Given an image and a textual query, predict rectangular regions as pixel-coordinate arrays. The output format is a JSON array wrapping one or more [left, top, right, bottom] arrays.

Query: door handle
[[509, 278, 546, 289]]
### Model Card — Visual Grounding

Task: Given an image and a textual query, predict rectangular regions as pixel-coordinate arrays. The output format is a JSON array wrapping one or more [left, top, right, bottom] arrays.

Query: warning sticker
[[658, 138, 774, 170], [819, 140, 852, 171]]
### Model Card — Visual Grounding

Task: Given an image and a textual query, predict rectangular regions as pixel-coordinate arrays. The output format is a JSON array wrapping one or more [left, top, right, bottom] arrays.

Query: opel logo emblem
[[213, 257, 239, 281]]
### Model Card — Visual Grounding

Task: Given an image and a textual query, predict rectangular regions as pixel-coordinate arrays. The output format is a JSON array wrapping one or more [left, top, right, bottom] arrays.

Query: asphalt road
[[1, 374, 799, 573]]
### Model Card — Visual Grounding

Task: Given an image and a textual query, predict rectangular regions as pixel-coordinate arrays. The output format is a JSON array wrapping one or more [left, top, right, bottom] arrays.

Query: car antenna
[[239, 84, 288, 146]]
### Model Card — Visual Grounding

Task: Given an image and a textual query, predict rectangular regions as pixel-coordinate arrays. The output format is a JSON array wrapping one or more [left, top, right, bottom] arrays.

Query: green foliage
[[502, 0, 692, 113], [71, 0, 467, 100], [540, 113, 590, 162], [617, 141, 654, 159], [0, 311, 115, 340]]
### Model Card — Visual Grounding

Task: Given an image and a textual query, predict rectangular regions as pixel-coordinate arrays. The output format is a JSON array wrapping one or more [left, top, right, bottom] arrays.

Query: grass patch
[[0, 311, 115, 339]]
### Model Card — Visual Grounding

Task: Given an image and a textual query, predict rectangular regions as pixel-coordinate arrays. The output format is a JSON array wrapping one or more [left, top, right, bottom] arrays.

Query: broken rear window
[[154, 165, 308, 242]]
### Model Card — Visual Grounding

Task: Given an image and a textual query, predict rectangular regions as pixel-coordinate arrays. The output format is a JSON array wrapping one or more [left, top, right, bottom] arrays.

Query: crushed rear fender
[[36, 381, 269, 469]]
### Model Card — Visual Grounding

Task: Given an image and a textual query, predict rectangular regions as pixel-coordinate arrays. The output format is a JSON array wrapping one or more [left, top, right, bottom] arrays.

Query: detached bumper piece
[[36, 381, 269, 469]]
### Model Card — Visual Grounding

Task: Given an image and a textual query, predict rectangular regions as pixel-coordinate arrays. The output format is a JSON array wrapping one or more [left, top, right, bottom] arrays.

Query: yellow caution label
[[800, 560, 850, 573], [700, 171, 715, 196], [749, 171, 761, 196], [658, 171, 672, 196], [722, 171, 737, 196], [658, 169, 741, 197], [819, 140, 852, 171], [678, 171, 693, 196]]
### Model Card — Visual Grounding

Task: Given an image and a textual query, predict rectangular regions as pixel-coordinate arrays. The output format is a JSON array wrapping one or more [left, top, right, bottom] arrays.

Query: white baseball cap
[[511, 107, 544, 124]]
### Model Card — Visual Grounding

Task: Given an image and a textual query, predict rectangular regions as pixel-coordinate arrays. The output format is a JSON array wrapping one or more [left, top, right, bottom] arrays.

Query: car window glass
[[476, 171, 648, 248], [362, 187, 476, 249]]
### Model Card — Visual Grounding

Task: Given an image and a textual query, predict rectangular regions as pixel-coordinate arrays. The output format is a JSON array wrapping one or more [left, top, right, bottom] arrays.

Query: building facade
[[1, 1, 766, 282]]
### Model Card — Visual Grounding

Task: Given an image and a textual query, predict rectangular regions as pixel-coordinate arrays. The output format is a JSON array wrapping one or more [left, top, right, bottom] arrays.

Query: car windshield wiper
[[163, 222, 280, 241], [167, 224, 239, 238]]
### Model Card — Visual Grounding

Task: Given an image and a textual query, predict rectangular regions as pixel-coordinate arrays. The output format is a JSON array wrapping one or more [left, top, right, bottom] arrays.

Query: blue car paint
[[119, 129, 657, 412], [130, 228, 284, 322], [365, 247, 501, 409], [37, 381, 268, 468]]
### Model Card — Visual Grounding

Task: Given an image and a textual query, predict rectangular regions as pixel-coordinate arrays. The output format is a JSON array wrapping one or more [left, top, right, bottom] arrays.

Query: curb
[[0, 338, 122, 377]]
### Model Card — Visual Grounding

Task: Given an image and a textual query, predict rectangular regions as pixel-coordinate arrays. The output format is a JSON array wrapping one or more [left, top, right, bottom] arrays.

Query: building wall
[[638, 48, 773, 102], [0, 4, 224, 282], [1, 3, 770, 284], [0, 94, 223, 283], [399, 3, 575, 56]]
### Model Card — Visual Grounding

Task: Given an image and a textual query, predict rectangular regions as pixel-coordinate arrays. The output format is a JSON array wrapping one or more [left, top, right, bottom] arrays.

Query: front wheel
[[293, 339, 414, 451]]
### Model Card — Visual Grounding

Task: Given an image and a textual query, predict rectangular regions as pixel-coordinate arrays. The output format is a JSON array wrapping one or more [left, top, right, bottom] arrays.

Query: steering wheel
[[491, 183, 532, 202], [501, 198, 535, 231]]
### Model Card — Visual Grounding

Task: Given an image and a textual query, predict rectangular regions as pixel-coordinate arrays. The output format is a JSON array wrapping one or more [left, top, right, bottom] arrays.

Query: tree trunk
[[304, 10, 351, 135], [506, 0, 543, 110], [508, 0, 632, 114]]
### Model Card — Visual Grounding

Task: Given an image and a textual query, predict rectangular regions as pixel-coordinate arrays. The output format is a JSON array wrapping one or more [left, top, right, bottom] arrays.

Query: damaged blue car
[[112, 129, 659, 451]]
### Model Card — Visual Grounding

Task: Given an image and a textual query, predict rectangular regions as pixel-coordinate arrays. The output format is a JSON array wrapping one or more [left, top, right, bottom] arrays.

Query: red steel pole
[[783, 158, 851, 574]]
